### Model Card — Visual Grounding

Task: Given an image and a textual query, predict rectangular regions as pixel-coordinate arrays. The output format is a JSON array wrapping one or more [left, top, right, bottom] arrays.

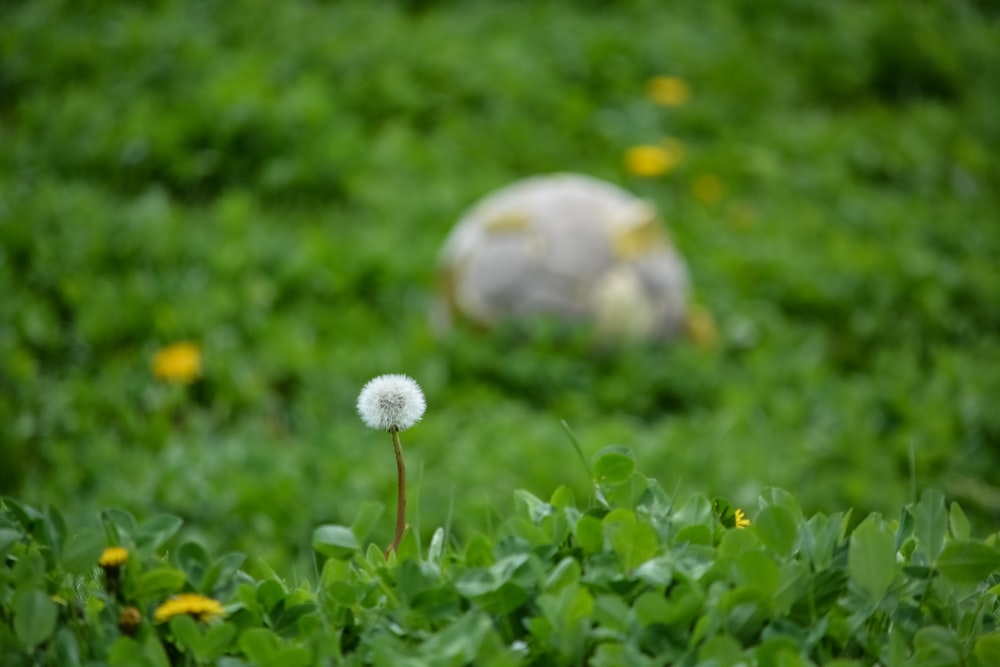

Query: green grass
[[2, 0, 1000, 578]]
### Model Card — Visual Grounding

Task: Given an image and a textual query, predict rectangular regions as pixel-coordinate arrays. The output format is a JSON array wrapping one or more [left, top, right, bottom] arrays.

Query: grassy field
[[2, 0, 1000, 577]]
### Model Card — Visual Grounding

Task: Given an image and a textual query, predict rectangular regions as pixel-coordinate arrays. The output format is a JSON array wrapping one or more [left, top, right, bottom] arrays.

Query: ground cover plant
[[2, 0, 1000, 662]]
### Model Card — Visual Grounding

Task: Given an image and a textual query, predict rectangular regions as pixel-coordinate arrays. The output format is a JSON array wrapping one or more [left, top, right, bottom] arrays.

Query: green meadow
[[2, 1, 1000, 663]]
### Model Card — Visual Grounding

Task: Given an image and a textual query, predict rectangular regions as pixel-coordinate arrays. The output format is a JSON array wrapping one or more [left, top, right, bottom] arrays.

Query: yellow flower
[[625, 140, 684, 177], [735, 508, 751, 529], [691, 174, 724, 205], [154, 594, 225, 623], [152, 342, 202, 384], [647, 76, 691, 107], [99, 546, 129, 568]]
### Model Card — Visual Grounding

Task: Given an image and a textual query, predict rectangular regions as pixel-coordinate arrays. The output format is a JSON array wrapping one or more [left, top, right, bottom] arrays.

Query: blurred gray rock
[[436, 173, 691, 341]]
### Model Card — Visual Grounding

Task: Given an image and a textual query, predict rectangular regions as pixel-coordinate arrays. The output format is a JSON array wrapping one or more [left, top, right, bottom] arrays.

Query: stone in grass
[[435, 173, 694, 342]]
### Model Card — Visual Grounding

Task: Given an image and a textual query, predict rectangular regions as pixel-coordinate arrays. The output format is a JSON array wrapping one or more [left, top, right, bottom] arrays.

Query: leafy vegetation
[[2, 0, 1000, 661], [4, 448, 1000, 665]]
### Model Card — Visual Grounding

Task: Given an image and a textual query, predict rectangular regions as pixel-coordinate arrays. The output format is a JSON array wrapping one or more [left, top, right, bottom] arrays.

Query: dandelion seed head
[[357, 374, 426, 431]]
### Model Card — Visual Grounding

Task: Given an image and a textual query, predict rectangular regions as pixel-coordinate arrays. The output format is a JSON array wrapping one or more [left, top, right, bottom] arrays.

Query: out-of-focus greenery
[[2, 0, 1000, 571]]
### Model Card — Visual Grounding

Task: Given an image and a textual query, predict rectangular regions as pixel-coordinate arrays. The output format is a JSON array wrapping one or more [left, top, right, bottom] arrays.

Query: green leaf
[[574, 515, 603, 554], [134, 568, 187, 598], [200, 552, 247, 594], [176, 541, 210, 587], [935, 541, 1000, 584], [102, 508, 137, 544], [135, 515, 183, 553], [948, 502, 970, 541], [753, 505, 798, 557], [14, 589, 58, 648], [913, 489, 947, 564], [848, 514, 896, 601], [169, 615, 204, 655], [200, 623, 238, 661], [238, 628, 281, 665], [312, 524, 360, 559], [913, 626, 962, 667], [350, 502, 384, 544], [974, 633, 1000, 666], [550, 485, 576, 509], [591, 445, 635, 485], [633, 591, 671, 627], [60, 527, 105, 575]]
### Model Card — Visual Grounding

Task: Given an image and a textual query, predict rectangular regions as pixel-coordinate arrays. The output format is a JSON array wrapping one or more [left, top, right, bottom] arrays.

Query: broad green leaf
[[350, 502, 384, 544], [60, 527, 105, 575], [550, 485, 576, 509], [848, 514, 896, 601], [134, 568, 187, 598], [256, 579, 287, 612], [176, 541, 210, 586], [200, 551, 247, 594], [109, 636, 168, 667], [200, 623, 238, 661], [544, 557, 580, 592], [633, 591, 671, 627], [14, 589, 58, 647], [135, 515, 183, 553], [169, 615, 204, 655], [238, 628, 281, 664], [948, 502, 970, 541], [974, 633, 1000, 666], [913, 489, 947, 564], [312, 524, 360, 559], [464, 533, 494, 567], [0, 527, 22, 557], [935, 541, 1000, 584], [735, 551, 780, 596], [591, 445, 635, 485], [754, 505, 798, 557], [912, 626, 962, 667], [574, 515, 603, 554], [101, 508, 137, 544], [420, 611, 494, 664]]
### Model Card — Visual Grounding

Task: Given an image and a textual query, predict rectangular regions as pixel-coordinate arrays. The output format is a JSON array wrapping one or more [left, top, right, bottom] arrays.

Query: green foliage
[[1, 1, 1000, 663], [3, 450, 1000, 664]]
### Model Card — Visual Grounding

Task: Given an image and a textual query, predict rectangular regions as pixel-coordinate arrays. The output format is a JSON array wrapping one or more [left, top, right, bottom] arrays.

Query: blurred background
[[2, 0, 999, 571]]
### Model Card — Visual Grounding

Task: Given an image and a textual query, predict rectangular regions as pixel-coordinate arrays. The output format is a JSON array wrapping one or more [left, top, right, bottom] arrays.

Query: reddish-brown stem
[[386, 427, 407, 557]]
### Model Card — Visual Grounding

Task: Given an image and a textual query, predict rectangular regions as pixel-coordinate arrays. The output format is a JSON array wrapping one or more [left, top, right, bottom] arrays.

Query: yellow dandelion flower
[[152, 342, 202, 384], [647, 76, 691, 107], [625, 140, 684, 178], [99, 546, 129, 568], [735, 508, 751, 529], [154, 594, 225, 624], [691, 174, 724, 205]]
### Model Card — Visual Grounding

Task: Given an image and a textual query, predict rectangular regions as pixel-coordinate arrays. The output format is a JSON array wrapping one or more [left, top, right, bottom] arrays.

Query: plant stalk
[[387, 427, 407, 557]]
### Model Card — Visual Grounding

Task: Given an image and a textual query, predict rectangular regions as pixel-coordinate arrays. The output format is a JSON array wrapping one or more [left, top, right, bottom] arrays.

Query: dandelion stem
[[387, 427, 407, 556]]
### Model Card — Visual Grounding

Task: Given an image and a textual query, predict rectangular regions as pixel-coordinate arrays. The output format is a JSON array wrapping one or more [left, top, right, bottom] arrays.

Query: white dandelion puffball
[[357, 374, 426, 431], [435, 173, 690, 340]]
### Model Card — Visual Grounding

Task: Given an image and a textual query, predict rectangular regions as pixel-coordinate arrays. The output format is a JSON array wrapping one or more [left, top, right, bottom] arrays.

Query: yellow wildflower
[[735, 508, 751, 529], [152, 342, 202, 384], [625, 140, 684, 177], [691, 174, 724, 205], [99, 546, 129, 568], [154, 594, 225, 623], [647, 76, 691, 107]]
